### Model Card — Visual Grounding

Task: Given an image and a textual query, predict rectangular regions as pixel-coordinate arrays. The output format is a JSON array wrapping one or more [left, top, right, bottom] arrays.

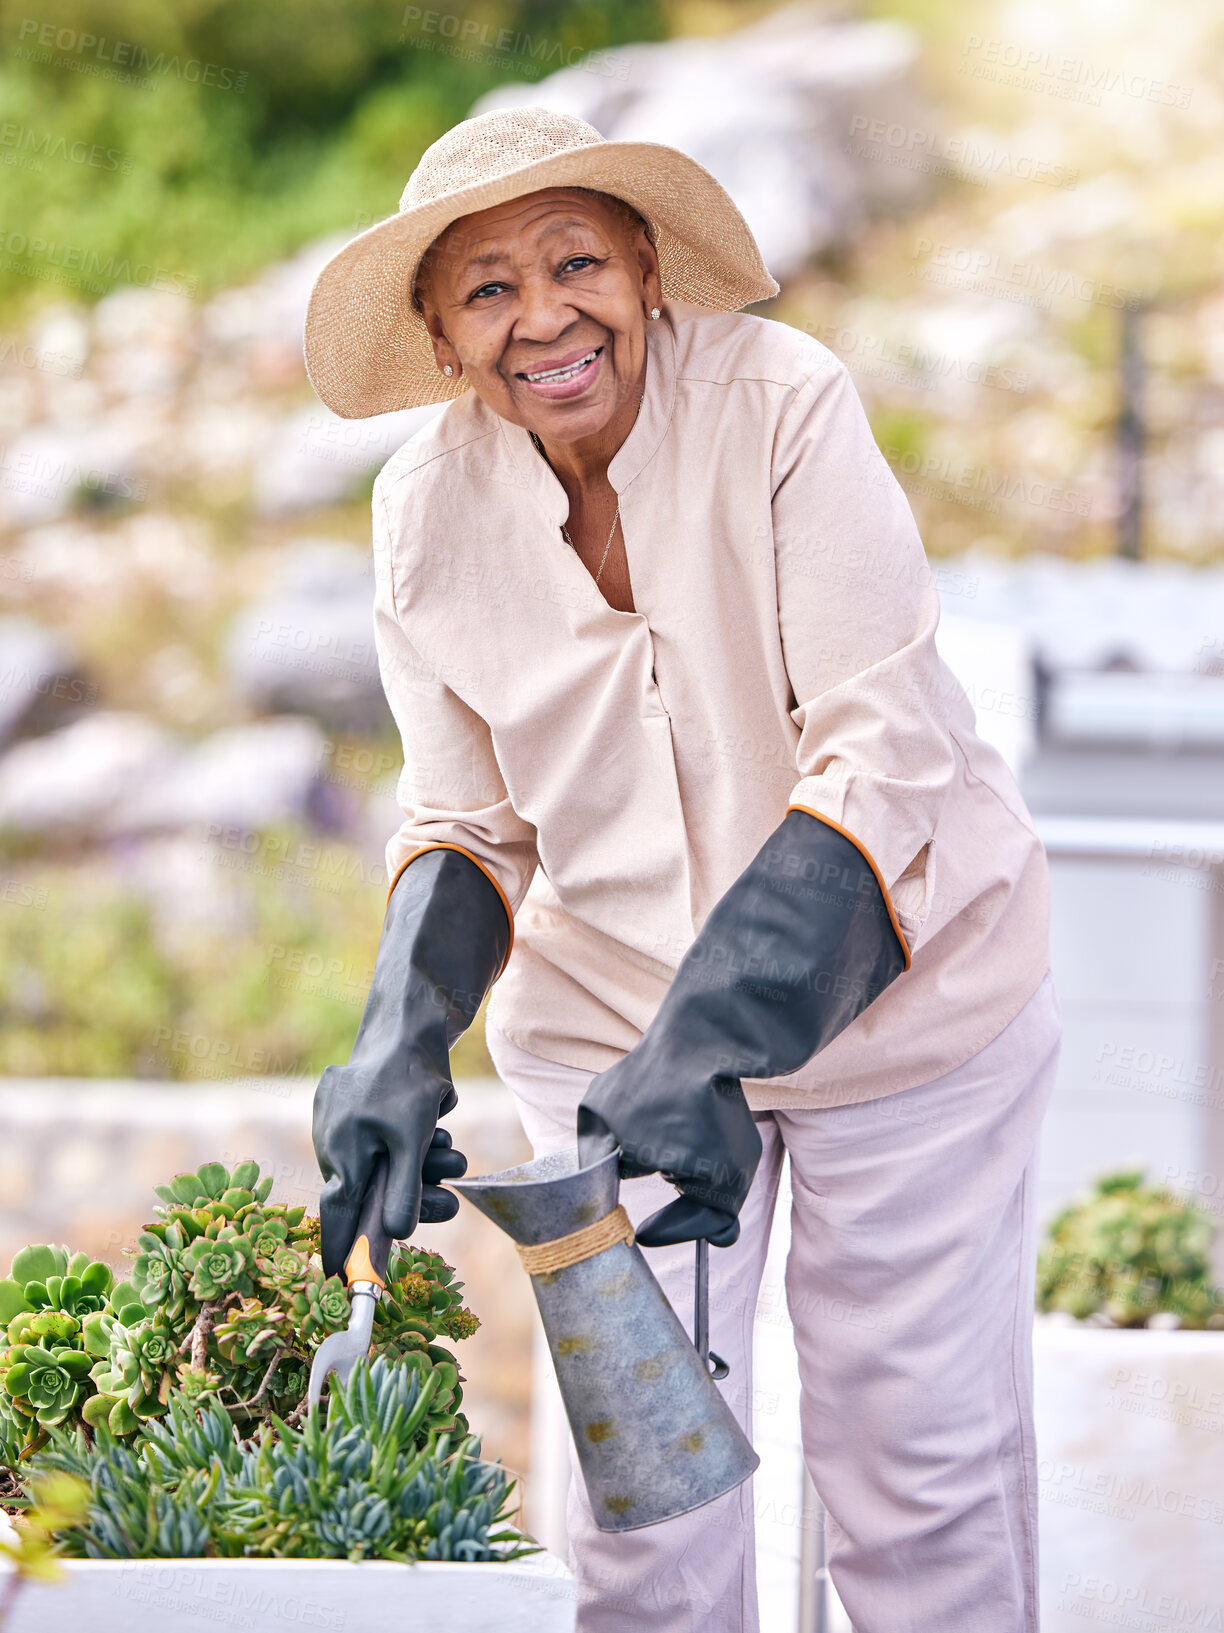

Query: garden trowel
[[307, 1151, 391, 1409]]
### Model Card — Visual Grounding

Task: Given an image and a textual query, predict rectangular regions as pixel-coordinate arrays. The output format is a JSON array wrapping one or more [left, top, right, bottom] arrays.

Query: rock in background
[[471, 3, 932, 280], [0, 616, 95, 748], [225, 540, 393, 734]]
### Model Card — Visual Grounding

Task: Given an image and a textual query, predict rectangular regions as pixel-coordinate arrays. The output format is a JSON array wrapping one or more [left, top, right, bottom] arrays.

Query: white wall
[[1034, 831, 1224, 1271]]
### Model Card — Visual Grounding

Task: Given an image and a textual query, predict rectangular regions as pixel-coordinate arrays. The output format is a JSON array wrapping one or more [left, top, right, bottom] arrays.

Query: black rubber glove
[[577, 808, 909, 1248], [312, 846, 511, 1278]]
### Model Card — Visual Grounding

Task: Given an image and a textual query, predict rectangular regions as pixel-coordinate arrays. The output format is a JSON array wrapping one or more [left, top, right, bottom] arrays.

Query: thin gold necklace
[[529, 428, 619, 586], [529, 395, 642, 587]]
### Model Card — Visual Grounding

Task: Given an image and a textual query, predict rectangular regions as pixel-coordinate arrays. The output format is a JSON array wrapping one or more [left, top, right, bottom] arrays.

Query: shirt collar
[[497, 305, 677, 524]]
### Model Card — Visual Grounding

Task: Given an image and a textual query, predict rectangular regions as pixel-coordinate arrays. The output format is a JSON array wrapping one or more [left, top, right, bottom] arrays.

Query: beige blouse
[[371, 298, 1050, 1110]]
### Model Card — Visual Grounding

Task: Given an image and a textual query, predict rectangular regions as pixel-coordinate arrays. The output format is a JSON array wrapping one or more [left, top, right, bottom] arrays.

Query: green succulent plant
[[0, 1392, 28, 1466], [8, 1310, 79, 1348], [0, 1247, 120, 1453], [89, 1160, 343, 1436], [0, 1245, 114, 1327], [246, 1362, 520, 1564], [30, 1431, 222, 1560], [0, 1159, 482, 1463], [28, 1354, 533, 1566], [380, 1246, 481, 1345], [1, 1342, 94, 1429], [288, 1273, 353, 1344], [86, 1303, 180, 1438], [1037, 1169, 1224, 1328], [130, 1224, 193, 1323], [213, 1297, 296, 1370], [184, 1234, 257, 1302]]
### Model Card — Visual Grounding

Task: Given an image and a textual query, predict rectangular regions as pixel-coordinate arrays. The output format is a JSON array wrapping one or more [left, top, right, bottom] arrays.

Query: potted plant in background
[[1032, 1170, 1224, 1632], [0, 1160, 574, 1632]]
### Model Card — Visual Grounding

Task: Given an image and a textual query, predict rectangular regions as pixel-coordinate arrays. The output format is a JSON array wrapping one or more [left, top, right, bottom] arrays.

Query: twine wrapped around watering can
[[515, 1205, 634, 1275], [452, 1148, 758, 1533]]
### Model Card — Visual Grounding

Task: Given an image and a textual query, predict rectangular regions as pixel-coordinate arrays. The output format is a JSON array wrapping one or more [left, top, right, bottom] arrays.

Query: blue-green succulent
[[30, 1354, 535, 1565]]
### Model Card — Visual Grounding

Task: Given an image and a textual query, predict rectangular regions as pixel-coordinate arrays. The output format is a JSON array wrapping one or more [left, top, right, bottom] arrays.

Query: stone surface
[[939, 551, 1224, 675], [0, 413, 151, 528], [225, 539, 393, 734], [0, 711, 342, 842], [253, 400, 443, 515], [0, 616, 93, 748], [202, 233, 352, 356], [0, 710, 174, 837], [110, 715, 335, 837], [0, 425, 92, 527]]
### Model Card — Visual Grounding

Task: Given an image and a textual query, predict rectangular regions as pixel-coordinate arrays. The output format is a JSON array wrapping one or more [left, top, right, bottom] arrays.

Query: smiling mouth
[[518, 347, 602, 384]]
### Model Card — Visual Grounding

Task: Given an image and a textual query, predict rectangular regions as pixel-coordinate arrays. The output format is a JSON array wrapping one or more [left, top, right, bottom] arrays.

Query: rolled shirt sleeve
[[771, 355, 958, 952], [371, 473, 540, 971]]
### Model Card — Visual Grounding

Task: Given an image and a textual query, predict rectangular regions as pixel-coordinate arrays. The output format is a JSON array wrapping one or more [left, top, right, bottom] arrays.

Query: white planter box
[[0, 1554, 576, 1632], [1033, 1318, 1224, 1630]]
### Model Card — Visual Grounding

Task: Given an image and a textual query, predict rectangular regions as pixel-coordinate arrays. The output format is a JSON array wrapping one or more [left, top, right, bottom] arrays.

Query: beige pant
[[486, 971, 1060, 1633]]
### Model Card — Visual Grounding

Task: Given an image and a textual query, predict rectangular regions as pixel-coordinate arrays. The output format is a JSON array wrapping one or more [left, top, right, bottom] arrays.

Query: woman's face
[[416, 187, 661, 448]]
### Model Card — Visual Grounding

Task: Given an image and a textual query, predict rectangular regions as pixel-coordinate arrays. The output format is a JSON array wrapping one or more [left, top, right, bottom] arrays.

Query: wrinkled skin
[[415, 187, 663, 614]]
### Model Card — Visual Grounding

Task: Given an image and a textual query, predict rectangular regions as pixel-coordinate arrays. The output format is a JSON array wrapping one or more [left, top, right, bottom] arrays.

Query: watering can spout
[[451, 1147, 758, 1533], [452, 1146, 621, 1244]]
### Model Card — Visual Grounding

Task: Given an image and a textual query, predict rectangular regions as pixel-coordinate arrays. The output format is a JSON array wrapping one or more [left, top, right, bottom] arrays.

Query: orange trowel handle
[[344, 1150, 393, 1291]]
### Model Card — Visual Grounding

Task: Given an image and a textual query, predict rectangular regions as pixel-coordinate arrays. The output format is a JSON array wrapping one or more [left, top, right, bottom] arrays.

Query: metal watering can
[[452, 1146, 758, 1532]]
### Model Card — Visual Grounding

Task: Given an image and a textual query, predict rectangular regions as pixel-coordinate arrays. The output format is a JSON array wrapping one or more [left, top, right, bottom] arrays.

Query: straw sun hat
[[303, 105, 779, 418]]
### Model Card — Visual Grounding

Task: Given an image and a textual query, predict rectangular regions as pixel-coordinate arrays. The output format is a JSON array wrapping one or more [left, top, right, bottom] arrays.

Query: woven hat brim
[[303, 139, 780, 419]]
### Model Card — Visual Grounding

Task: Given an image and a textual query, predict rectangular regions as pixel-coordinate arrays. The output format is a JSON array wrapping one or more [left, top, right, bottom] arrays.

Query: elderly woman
[[303, 107, 1057, 1633]]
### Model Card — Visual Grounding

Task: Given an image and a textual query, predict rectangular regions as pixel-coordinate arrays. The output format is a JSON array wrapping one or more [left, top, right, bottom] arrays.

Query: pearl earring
[[650, 307, 660, 319], [443, 364, 453, 376]]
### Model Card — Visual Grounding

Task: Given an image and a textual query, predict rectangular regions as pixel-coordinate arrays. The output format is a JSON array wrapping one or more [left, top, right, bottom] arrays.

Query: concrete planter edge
[[0, 1551, 577, 1633], [1033, 1317, 1224, 1631]]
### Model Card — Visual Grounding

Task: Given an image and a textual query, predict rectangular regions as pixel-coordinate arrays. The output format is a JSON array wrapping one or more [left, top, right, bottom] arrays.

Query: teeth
[[525, 350, 597, 383]]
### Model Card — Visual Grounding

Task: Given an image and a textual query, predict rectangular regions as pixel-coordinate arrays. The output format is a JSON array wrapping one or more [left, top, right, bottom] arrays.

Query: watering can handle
[[694, 1238, 730, 1382]]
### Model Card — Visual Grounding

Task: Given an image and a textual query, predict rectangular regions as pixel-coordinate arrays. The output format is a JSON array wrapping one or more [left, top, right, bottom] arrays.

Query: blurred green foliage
[[0, 827, 495, 1080], [0, 0, 667, 315], [1037, 1169, 1224, 1330]]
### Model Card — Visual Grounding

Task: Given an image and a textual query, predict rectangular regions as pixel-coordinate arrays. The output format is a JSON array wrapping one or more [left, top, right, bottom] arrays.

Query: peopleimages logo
[[0, 228, 194, 296], [14, 18, 248, 90], [0, 338, 82, 376], [0, 122, 133, 173], [398, 6, 629, 80]]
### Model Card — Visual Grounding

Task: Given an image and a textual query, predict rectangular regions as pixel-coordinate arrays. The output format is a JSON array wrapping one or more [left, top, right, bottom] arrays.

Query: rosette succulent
[[184, 1233, 256, 1302], [256, 1243, 314, 1293], [1, 1340, 94, 1430], [289, 1272, 352, 1343], [130, 1223, 192, 1322], [81, 1280, 169, 1437], [248, 1216, 290, 1259], [0, 1245, 119, 1454], [1, 1157, 483, 1465], [0, 1245, 114, 1327], [213, 1297, 295, 1370], [378, 1246, 480, 1346]]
